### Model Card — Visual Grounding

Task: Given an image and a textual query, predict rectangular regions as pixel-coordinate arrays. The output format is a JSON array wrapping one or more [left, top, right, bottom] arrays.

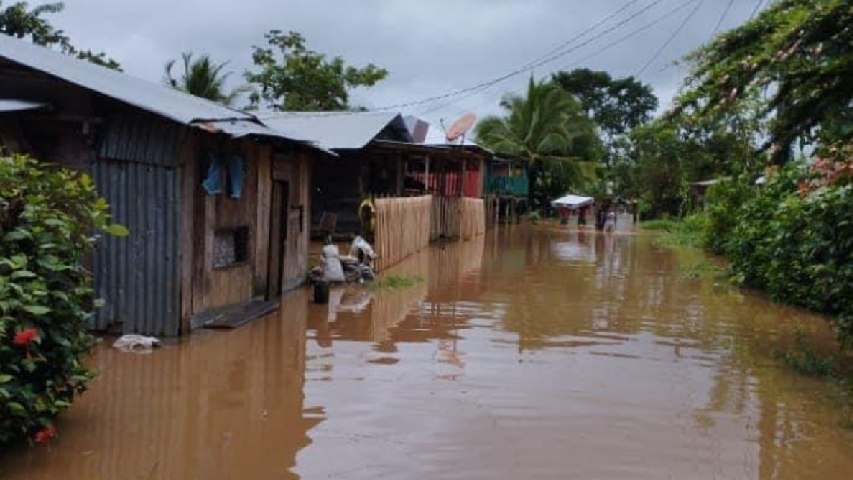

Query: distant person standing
[[605, 209, 617, 233]]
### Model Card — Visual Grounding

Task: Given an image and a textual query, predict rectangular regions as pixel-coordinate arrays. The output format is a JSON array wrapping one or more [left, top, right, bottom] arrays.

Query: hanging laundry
[[202, 152, 223, 195], [228, 153, 246, 198]]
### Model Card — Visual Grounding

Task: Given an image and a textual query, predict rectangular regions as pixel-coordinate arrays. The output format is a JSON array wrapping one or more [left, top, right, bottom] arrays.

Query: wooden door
[[267, 180, 289, 298]]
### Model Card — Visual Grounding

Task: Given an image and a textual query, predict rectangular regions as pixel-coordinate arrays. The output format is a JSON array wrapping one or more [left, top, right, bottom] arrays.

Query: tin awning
[[0, 99, 47, 112]]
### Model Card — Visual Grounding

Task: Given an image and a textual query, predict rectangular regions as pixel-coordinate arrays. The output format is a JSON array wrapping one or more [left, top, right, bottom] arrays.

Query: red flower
[[34, 425, 57, 444], [13, 328, 39, 347]]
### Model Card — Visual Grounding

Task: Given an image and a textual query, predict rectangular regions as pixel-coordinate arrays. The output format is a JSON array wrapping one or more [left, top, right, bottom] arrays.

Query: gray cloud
[[53, 0, 763, 126]]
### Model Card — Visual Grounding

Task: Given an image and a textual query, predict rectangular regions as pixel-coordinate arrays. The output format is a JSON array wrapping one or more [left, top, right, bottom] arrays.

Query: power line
[[750, 0, 767, 19], [448, 0, 703, 116], [518, 0, 642, 71], [370, 0, 672, 113], [713, 0, 736, 34], [416, 0, 696, 117], [635, 0, 706, 76], [415, 0, 646, 116]]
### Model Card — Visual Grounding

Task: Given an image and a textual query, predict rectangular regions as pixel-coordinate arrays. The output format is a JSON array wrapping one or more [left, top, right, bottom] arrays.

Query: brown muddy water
[[2, 219, 853, 479]]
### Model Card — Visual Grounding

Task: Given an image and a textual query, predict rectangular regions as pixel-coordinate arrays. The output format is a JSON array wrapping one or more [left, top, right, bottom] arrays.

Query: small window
[[213, 227, 250, 268]]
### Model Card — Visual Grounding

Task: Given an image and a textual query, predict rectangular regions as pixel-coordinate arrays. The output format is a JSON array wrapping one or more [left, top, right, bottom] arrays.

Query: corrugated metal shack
[[0, 35, 323, 336]]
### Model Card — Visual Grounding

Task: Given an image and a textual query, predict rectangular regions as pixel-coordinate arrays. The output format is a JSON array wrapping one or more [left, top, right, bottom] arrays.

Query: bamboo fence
[[374, 195, 432, 272], [460, 198, 486, 240]]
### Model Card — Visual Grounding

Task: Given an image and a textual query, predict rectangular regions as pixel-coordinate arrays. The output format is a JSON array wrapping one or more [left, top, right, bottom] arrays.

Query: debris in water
[[113, 334, 161, 353]]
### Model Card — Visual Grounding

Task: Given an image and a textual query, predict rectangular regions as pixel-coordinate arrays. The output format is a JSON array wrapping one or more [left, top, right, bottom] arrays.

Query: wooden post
[[424, 155, 430, 194]]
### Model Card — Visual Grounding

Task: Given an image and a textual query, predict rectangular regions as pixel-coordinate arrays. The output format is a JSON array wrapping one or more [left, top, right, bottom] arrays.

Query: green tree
[[0, 1, 120, 70], [475, 77, 601, 210], [552, 68, 658, 140], [630, 121, 690, 218], [674, 0, 852, 164], [165, 52, 248, 106], [245, 30, 388, 111]]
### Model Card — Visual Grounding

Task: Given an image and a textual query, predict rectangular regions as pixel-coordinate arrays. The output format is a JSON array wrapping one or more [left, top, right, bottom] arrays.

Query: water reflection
[[0, 292, 319, 480], [3, 224, 853, 479]]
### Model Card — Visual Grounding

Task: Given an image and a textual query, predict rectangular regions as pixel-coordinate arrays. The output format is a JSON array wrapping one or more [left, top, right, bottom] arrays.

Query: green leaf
[[0, 374, 12, 383], [8, 402, 26, 416], [11, 270, 37, 280], [23, 305, 51, 315], [104, 224, 129, 237]]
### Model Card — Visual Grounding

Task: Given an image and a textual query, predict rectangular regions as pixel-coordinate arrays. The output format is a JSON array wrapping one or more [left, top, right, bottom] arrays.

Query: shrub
[[715, 161, 853, 345], [702, 177, 756, 254], [0, 154, 125, 445]]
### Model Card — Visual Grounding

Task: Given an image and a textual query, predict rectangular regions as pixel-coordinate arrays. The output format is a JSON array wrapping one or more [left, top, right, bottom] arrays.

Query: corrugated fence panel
[[92, 159, 182, 336], [98, 111, 185, 166]]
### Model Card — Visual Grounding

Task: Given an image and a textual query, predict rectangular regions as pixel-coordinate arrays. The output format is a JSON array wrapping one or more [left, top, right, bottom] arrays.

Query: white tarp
[[551, 194, 594, 209]]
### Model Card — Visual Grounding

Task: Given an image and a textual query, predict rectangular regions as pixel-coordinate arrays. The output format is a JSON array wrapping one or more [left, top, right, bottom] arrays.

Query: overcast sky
[[51, 0, 766, 128]]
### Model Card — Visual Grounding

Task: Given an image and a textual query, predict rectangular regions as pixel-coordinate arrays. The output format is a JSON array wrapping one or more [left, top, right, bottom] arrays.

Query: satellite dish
[[446, 112, 477, 142]]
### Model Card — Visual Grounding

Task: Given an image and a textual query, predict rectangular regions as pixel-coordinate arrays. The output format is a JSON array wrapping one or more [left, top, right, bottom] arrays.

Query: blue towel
[[202, 152, 223, 195], [228, 153, 246, 198]]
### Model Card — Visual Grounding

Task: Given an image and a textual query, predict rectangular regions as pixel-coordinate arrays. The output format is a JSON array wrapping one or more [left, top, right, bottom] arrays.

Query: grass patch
[[777, 331, 837, 378], [368, 274, 423, 290], [644, 215, 707, 248], [640, 218, 679, 231], [679, 260, 723, 279]]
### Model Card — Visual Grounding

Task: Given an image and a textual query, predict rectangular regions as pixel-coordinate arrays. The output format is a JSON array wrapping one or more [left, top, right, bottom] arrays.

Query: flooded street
[[2, 221, 853, 479]]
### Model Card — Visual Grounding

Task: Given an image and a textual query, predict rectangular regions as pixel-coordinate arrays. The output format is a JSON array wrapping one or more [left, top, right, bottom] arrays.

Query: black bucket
[[313, 282, 330, 304]]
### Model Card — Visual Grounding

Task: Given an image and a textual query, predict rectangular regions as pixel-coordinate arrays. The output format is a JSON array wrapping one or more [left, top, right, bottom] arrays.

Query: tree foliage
[[475, 77, 602, 209], [674, 0, 852, 164], [165, 52, 248, 106], [553, 68, 658, 139], [1, 154, 126, 446], [245, 30, 388, 111], [0, 1, 121, 70]]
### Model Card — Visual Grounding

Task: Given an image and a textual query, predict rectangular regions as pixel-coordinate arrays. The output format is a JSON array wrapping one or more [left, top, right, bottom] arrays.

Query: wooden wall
[[373, 195, 432, 272]]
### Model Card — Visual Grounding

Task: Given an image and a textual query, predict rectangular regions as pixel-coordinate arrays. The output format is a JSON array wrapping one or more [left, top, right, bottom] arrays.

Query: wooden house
[[264, 112, 488, 271], [0, 35, 324, 336], [484, 156, 529, 225]]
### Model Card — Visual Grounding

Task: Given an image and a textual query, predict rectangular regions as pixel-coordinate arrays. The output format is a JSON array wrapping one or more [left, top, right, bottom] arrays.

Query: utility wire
[[518, 0, 642, 71], [750, 0, 767, 19], [416, 0, 695, 117], [415, 0, 645, 116], [444, 0, 703, 116], [364, 0, 671, 113], [636, 0, 706, 76], [713, 0, 736, 34]]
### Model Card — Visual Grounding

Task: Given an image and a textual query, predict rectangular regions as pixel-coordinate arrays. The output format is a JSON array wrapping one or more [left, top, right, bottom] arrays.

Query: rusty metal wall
[[92, 159, 182, 336]]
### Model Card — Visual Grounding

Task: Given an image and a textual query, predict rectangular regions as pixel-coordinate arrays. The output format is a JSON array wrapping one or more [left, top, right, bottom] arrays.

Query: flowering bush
[[1, 154, 126, 445]]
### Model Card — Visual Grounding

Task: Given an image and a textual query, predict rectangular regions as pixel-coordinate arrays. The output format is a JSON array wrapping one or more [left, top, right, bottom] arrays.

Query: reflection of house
[[0, 35, 323, 336]]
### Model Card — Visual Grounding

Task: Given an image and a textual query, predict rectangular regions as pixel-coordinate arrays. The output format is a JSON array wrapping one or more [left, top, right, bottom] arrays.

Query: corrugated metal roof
[[0, 35, 251, 125], [260, 111, 411, 150], [0, 99, 47, 112]]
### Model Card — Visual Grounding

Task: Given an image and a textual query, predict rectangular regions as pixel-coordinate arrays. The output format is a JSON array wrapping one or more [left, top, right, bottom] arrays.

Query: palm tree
[[475, 77, 600, 210], [164, 52, 249, 106]]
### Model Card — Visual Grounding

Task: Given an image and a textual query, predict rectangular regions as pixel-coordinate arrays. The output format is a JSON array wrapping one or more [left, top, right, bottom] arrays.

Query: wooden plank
[[254, 144, 272, 296], [179, 134, 196, 334]]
